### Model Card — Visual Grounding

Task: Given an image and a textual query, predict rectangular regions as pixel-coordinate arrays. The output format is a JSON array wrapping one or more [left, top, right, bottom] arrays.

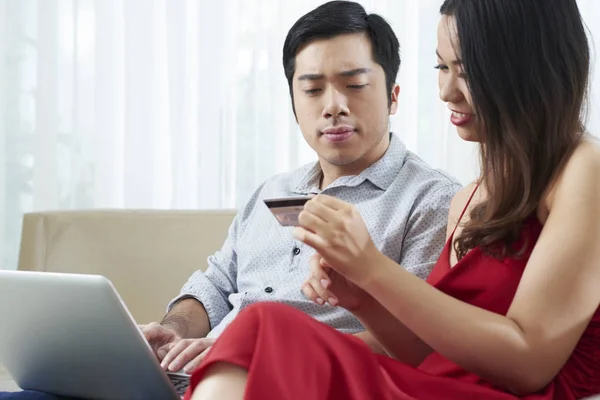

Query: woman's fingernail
[[328, 297, 338, 306], [320, 279, 330, 289], [316, 297, 324, 305], [169, 362, 179, 371]]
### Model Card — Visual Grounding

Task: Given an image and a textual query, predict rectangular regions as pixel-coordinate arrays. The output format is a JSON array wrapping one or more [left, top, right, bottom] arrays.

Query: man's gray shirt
[[168, 134, 462, 337]]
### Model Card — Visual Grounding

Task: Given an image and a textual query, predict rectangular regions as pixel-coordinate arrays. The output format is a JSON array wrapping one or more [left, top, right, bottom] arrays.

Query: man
[[144, 0, 460, 376], [0, 1, 460, 399]]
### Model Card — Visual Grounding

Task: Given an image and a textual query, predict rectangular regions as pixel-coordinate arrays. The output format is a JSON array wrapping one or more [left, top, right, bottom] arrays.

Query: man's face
[[292, 32, 399, 171]]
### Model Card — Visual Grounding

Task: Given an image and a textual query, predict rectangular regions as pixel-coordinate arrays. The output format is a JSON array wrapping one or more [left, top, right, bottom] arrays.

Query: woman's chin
[[456, 126, 480, 142]]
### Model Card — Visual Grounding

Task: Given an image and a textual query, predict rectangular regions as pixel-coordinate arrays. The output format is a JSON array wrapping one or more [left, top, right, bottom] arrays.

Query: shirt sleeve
[[166, 213, 241, 330], [400, 183, 461, 279]]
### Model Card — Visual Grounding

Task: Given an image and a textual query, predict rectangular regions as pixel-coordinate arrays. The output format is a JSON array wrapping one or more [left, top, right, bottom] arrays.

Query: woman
[[184, 0, 600, 399]]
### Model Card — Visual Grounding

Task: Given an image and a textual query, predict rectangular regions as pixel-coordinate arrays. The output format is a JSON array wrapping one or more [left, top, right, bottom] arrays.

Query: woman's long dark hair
[[440, 0, 590, 259]]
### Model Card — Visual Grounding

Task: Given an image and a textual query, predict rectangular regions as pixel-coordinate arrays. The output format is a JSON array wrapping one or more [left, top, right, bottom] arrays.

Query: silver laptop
[[0, 270, 190, 400]]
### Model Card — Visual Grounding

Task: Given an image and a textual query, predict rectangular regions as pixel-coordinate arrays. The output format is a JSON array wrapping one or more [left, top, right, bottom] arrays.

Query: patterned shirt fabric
[[168, 133, 462, 338]]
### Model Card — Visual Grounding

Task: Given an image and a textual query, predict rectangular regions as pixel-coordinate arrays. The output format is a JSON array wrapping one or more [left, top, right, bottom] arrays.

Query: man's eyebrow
[[296, 68, 372, 81], [436, 50, 462, 65], [338, 68, 371, 77], [297, 73, 325, 81]]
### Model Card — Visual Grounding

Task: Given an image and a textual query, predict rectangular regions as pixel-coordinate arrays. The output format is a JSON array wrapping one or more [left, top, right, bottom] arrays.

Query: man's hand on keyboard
[[159, 338, 216, 374], [140, 322, 183, 360]]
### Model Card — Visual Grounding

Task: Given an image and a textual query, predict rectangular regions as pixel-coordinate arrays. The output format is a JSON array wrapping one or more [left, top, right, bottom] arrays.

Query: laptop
[[0, 270, 191, 400]]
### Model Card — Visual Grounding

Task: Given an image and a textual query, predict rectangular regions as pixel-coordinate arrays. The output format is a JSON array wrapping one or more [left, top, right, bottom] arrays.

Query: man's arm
[[144, 237, 239, 355], [144, 214, 243, 360], [165, 216, 242, 336], [143, 298, 211, 359], [161, 298, 211, 338]]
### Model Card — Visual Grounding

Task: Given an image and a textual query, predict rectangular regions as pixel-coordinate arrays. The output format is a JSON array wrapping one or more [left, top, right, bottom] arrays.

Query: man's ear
[[389, 83, 400, 115]]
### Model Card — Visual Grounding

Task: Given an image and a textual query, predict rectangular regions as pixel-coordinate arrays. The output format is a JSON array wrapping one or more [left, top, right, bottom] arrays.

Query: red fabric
[[184, 216, 600, 399]]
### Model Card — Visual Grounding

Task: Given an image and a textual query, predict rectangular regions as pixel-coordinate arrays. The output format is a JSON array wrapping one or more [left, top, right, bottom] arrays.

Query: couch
[[16, 209, 237, 324]]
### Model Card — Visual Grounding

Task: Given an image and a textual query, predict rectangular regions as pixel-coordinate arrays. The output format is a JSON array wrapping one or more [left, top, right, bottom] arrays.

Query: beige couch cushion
[[17, 210, 236, 324]]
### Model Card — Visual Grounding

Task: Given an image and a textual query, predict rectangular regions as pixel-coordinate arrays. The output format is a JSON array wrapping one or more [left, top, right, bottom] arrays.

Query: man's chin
[[319, 154, 360, 167]]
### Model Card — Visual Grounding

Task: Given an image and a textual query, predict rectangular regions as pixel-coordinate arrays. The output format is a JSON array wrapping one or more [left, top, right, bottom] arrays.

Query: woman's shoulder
[[567, 137, 600, 167], [542, 138, 600, 217], [446, 182, 479, 238], [449, 182, 479, 213]]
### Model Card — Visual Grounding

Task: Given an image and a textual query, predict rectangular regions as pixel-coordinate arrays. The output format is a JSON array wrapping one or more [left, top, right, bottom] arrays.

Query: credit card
[[263, 196, 312, 226]]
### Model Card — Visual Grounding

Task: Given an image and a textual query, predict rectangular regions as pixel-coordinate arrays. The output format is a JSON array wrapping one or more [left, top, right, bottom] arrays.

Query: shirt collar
[[292, 133, 406, 194], [292, 163, 322, 195]]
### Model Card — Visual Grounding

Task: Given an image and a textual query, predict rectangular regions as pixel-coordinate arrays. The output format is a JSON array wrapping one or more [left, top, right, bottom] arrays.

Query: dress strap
[[451, 183, 480, 237]]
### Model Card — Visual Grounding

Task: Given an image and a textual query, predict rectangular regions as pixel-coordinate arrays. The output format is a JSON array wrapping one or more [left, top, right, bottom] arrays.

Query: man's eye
[[304, 88, 322, 94], [347, 84, 368, 90]]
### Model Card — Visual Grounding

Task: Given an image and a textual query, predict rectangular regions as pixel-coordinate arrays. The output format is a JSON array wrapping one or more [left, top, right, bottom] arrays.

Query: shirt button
[[264, 287, 273, 294], [293, 247, 301, 256]]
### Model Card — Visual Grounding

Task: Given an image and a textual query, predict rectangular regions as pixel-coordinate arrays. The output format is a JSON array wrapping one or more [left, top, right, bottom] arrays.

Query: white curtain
[[0, 0, 599, 270]]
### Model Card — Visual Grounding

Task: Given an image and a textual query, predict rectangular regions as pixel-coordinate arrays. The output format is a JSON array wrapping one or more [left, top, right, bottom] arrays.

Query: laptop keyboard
[[169, 374, 191, 397]]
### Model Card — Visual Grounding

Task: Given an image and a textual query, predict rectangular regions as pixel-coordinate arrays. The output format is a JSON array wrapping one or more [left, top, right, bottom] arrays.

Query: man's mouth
[[321, 126, 356, 143]]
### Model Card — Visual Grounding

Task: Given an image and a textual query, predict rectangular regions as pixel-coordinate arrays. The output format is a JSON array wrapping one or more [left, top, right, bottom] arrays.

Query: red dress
[[183, 215, 600, 399]]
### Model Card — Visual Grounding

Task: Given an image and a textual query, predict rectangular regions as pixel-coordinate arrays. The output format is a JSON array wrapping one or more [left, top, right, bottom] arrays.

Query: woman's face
[[436, 15, 480, 142]]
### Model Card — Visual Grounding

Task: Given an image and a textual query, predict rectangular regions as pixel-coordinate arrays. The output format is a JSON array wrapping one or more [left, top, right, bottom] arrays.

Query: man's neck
[[319, 135, 391, 190]]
